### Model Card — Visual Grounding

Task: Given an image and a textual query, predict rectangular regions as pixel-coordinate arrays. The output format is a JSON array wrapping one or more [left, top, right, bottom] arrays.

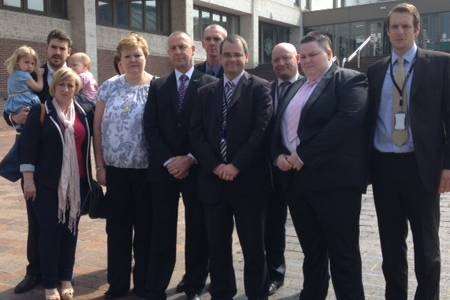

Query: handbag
[[0, 134, 21, 182], [82, 180, 110, 219]]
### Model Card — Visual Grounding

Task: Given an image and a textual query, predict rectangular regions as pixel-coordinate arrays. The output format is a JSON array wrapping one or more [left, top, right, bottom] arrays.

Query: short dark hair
[[220, 34, 248, 55], [387, 3, 421, 30], [300, 31, 333, 53], [46, 29, 72, 48]]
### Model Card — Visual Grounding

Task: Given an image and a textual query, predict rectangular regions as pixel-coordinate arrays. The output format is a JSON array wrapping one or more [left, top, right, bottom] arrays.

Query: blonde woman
[[94, 33, 154, 298], [20, 68, 94, 300]]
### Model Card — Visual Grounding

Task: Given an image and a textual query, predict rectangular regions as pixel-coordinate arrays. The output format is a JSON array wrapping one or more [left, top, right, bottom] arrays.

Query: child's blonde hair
[[4, 45, 39, 74], [69, 52, 92, 70]]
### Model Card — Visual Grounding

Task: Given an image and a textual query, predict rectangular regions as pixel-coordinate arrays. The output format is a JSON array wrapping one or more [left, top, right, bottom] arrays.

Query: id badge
[[394, 113, 406, 130]]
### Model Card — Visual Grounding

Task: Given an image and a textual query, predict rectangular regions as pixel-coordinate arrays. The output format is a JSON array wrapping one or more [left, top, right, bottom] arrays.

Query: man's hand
[[23, 173, 36, 201], [213, 164, 226, 177], [286, 152, 303, 171], [276, 154, 292, 172], [439, 169, 450, 193], [219, 164, 239, 181], [97, 166, 107, 186], [167, 156, 195, 180], [11, 107, 30, 125]]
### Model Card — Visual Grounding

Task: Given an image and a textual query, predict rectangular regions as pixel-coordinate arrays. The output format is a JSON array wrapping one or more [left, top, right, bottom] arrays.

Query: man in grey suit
[[368, 3, 450, 299]]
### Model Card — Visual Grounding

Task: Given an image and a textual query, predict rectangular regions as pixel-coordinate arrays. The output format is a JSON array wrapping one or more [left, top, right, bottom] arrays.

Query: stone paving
[[1, 122, 450, 300]]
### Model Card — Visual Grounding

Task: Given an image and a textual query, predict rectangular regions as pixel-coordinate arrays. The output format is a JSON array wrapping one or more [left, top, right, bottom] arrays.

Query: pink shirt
[[79, 71, 98, 102], [281, 78, 321, 154]]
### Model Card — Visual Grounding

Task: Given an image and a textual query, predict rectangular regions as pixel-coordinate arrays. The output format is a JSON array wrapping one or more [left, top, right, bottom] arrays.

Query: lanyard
[[389, 53, 417, 107]]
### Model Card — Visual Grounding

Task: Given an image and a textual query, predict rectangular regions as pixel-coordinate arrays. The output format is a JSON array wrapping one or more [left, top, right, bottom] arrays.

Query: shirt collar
[[47, 62, 67, 75], [277, 72, 300, 86], [391, 42, 417, 65], [175, 66, 195, 82], [224, 71, 245, 87]]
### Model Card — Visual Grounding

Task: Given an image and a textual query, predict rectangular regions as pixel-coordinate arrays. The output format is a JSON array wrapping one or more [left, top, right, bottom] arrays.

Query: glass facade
[[1, 0, 66, 17], [259, 22, 290, 64], [96, 0, 170, 35], [304, 0, 395, 11], [193, 6, 240, 41], [306, 11, 450, 61]]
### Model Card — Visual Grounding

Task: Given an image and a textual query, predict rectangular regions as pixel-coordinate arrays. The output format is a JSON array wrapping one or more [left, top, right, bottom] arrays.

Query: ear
[[244, 52, 249, 63]]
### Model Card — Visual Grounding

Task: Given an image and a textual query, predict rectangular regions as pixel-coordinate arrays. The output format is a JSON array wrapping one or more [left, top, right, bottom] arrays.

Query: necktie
[[275, 81, 291, 113], [220, 81, 235, 162], [392, 57, 409, 146], [177, 74, 189, 112]]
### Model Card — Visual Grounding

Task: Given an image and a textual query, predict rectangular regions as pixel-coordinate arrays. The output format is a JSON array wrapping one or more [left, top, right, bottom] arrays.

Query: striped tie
[[177, 74, 189, 112], [220, 81, 235, 162]]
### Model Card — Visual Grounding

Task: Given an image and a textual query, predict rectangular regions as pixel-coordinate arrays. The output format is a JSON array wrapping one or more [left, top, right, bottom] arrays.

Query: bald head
[[271, 43, 299, 81]]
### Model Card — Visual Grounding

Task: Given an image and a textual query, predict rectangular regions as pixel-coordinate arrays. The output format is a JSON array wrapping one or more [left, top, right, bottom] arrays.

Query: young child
[[68, 52, 98, 102], [4, 45, 43, 130]]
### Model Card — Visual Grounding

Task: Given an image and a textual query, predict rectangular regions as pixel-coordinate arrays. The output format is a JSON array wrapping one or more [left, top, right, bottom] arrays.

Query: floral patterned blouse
[[98, 75, 149, 169]]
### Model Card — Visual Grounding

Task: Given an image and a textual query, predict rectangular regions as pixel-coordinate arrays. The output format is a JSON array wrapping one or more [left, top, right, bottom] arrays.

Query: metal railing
[[342, 34, 377, 68]]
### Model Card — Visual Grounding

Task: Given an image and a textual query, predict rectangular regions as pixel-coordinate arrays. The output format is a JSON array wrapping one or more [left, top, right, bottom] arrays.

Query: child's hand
[[37, 68, 45, 76]]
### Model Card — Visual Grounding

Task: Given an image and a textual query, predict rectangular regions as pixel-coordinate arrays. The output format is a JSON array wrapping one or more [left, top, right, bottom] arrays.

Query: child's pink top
[[79, 71, 98, 102]]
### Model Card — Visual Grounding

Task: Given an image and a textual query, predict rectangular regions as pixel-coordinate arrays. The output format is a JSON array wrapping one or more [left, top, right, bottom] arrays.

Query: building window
[[259, 22, 290, 64], [193, 6, 240, 41], [0, 0, 66, 17], [421, 12, 450, 54], [96, 0, 170, 35]]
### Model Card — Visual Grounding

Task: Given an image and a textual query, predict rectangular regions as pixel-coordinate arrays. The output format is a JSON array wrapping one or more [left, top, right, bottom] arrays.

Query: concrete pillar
[[240, 0, 259, 68], [67, 0, 98, 77], [170, 0, 193, 37]]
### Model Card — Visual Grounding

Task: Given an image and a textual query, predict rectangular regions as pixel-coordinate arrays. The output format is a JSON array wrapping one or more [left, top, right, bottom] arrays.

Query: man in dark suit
[[190, 35, 272, 300], [265, 42, 301, 295], [143, 31, 217, 300], [271, 32, 368, 299], [367, 3, 450, 299], [2, 29, 72, 294], [194, 24, 227, 78]]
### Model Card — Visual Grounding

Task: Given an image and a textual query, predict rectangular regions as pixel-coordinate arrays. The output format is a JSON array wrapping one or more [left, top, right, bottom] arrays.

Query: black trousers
[[203, 185, 268, 300], [32, 179, 88, 289], [287, 187, 364, 300], [372, 151, 440, 300], [25, 189, 40, 278], [106, 167, 152, 294], [146, 174, 208, 299], [265, 178, 287, 283]]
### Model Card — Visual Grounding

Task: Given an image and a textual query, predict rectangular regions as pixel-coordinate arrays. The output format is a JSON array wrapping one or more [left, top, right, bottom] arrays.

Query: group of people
[[2, 2, 450, 300]]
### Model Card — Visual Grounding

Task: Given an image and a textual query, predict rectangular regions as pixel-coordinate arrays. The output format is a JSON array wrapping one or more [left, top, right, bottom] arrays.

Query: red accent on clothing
[[74, 114, 87, 178]]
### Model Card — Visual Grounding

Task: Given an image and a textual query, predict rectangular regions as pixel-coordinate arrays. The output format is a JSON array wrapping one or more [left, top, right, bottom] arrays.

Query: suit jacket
[[190, 72, 273, 203], [271, 64, 369, 192], [3, 64, 52, 127], [143, 69, 217, 181], [368, 48, 450, 193], [19, 99, 94, 190], [195, 61, 224, 79]]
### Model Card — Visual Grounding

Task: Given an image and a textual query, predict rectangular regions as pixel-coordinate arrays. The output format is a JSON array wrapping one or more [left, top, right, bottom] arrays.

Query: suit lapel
[[167, 72, 179, 113], [229, 72, 249, 108], [183, 69, 202, 108], [300, 64, 337, 120], [410, 48, 426, 99], [371, 57, 390, 119]]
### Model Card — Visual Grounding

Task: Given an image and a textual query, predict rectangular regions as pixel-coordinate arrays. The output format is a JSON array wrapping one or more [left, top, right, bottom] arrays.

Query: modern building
[[301, 0, 450, 68], [0, 0, 302, 102]]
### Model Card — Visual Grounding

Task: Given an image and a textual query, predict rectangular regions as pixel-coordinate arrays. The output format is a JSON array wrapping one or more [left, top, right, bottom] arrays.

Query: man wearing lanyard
[[368, 3, 450, 299], [2, 29, 72, 294]]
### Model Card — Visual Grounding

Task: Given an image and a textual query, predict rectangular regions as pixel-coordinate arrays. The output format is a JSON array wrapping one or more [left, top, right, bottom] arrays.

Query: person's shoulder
[[14, 70, 32, 79], [194, 61, 206, 71], [419, 48, 450, 62], [198, 79, 219, 94], [246, 72, 270, 87]]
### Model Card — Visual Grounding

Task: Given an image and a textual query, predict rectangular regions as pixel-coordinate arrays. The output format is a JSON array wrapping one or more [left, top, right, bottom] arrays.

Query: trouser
[[288, 187, 364, 300], [106, 166, 152, 294], [372, 151, 440, 300], [32, 179, 88, 289]]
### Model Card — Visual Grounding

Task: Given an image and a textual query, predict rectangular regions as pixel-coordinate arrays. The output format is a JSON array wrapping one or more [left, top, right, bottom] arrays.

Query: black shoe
[[104, 288, 129, 299], [14, 274, 40, 294], [176, 279, 186, 293], [267, 280, 283, 296], [132, 287, 148, 298], [186, 293, 201, 300]]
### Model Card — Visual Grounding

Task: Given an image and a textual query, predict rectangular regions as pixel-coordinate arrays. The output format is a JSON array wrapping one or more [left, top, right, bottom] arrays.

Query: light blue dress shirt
[[374, 43, 417, 153]]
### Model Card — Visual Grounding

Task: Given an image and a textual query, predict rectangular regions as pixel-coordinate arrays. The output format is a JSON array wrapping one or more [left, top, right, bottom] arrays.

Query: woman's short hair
[[116, 33, 149, 57], [49, 67, 82, 97]]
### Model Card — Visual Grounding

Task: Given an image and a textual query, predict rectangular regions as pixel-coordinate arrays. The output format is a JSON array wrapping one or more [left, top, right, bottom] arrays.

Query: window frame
[[193, 5, 240, 41], [0, 0, 67, 18]]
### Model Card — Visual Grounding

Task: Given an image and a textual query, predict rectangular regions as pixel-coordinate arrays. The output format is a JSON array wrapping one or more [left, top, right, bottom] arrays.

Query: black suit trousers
[[265, 173, 287, 283], [25, 186, 41, 277], [287, 183, 364, 300], [105, 167, 152, 294], [372, 151, 440, 300], [204, 182, 268, 300], [146, 173, 208, 299]]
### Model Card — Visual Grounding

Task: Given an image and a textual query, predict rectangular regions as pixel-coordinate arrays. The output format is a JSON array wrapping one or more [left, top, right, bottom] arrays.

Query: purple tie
[[177, 74, 189, 112]]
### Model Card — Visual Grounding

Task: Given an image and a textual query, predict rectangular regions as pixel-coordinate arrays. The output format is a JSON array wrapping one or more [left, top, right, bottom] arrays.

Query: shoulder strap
[[40, 103, 46, 126]]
